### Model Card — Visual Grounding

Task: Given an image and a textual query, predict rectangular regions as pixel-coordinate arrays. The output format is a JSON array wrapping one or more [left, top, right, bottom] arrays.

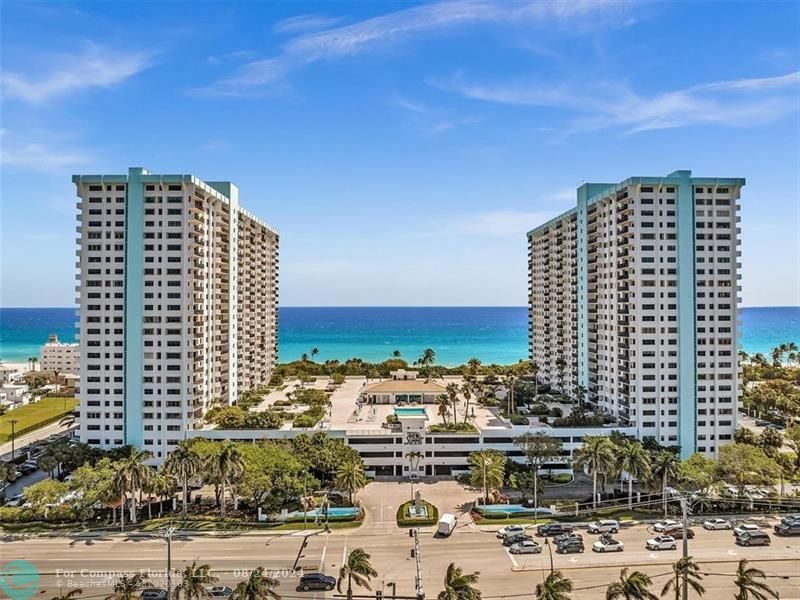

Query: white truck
[[438, 513, 457, 537]]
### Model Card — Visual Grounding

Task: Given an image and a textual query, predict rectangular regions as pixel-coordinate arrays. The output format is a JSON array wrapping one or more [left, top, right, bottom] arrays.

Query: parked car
[[4, 495, 24, 508], [503, 533, 533, 547], [497, 525, 526, 538], [765, 423, 785, 431], [587, 519, 619, 534], [662, 525, 695, 539], [736, 531, 771, 546], [555, 538, 584, 554], [733, 523, 760, 537], [646, 536, 677, 551], [703, 518, 732, 530], [140, 590, 168, 600], [755, 419, 771, 427], [509, 540, 542, 554], [653, 520, 679, 532], [780, 515, 800, 526], [536, 523, 573, 537], [297, 573, 337, 592], [592, 538, 624, 552], [553, 532, 583, 545], [774, 523, 800, 536], [206, 587, 233, 599]]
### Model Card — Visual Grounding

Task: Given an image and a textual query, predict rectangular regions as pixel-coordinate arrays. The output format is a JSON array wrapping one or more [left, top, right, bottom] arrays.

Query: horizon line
[[1, 304, 799, 309]]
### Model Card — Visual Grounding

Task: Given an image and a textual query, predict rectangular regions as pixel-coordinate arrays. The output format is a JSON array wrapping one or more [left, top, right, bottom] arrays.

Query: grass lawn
[[0, 397, 77, 443]]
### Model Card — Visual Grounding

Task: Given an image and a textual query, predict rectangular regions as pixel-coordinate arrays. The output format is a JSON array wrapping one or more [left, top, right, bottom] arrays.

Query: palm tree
[[164, 442, 202, 518], [468, 450, 505, 504], [535, 571, 573, 600], [232, 566, 280, 600], [606, 568, 658, 600], [437, 562, 481, 600], [311, 347, 319, 362], [555, 356, 567, 392], [51, 589, 83, 600], [460, 382, 473, 424], [530, 361, 541, 404], [116, 446, 153, 525], [651, 450, 680, 517], [392, 350, 402, 358], [575, 385, 587, 410], [615, 440, 651, 508], [573, 436, 615, 509], [445, 383, 460, 423], [174, 561, 218, 600], [334, 458, 367, 504], [208, 440, 245, 518], [732, 559, 778, 600], [104, 574, 151, 600], [437, 395, 450, 425], [418, 348, 436, 381], [661, 556, 705, 600], [337, 548, 377, 600], [501, 373, 518, 416]]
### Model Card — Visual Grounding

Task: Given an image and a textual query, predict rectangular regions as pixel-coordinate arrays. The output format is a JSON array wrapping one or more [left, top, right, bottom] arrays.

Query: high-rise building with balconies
[[73, 167, 279, 459], [527, 170, 743, 458]]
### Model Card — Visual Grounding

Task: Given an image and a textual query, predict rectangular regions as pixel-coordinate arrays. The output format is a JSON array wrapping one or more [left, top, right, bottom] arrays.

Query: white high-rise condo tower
[[74, 168, 279, 459], [527, 170, 743, 459]]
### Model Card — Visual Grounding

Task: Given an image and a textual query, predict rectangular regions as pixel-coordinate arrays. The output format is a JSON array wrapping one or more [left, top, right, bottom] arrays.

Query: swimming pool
[[289, 507, 362, 518], [476, 504, 554, 515], [395, 407, 427, 417]]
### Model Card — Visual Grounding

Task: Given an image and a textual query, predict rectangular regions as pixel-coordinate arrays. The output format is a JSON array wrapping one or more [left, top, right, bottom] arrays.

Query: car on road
[[503, 533, 533, 547], [509, 540, 542, 554], [140, 590, 168, 600], [653, 520, 679, 532], [592, 538, 624, 552], [755, 419, 771, 427], [497, 525, 526, 538], [736, 531, 771, 546], [297, 573, 337, 592], [206, 587, 233, 599], [733, 523, 760, 537], [703, 518, 732, 530], [662, 524, 695, 539], [587, 519, 619, 534], [536, 523, 573, 537], [555, 538, 584, 554], [765, 423, 785, 431], [774, 523, 800, 536], [646, 536, 677, 551]]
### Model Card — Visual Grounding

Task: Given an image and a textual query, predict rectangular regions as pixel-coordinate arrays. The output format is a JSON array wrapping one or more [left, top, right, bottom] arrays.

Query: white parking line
[[504, 549, 519, 568], [319, 545, 327, 572]]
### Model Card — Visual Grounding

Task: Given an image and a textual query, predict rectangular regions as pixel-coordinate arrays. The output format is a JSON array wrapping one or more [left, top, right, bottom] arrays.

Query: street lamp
[[164, 526, 176, 599], [10, 419, 19, 461]]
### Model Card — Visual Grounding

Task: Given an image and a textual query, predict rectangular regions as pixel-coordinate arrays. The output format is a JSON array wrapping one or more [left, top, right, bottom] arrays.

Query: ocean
[[1, 306, 798, 366]]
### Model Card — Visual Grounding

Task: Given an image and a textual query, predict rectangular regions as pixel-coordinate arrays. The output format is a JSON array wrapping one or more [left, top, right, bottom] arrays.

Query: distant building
[[40, 334, 79, 374], [74, 167, 279, 459], [527, 170, 743, 458]]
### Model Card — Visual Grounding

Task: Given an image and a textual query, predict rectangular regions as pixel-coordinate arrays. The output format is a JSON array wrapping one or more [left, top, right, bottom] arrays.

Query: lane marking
[[318, 544, 327, 572]]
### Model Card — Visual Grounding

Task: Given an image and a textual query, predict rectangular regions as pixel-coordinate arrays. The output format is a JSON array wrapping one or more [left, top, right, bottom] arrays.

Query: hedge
[[396, 500, 439, 527]]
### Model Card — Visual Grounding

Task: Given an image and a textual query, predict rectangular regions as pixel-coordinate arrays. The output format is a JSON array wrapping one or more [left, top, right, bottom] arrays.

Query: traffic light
[[410, 548, 415, 558], [375, 592, 383, 599], [409, 529, 414, 537]]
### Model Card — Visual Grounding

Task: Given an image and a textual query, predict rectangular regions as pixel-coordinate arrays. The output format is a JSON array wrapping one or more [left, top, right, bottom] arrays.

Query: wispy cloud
[[198, 0, 624, 96], [1, 42, 152, 104], [388, 94, 429, 114], [272, 14, 345, 35], [201, 139, 230, 151], [0, 140, 92, 172], [435, 71, 800, 134]]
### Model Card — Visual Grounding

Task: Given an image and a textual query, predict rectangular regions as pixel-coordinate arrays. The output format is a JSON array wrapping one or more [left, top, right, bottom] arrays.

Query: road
[[0, 422, 75, 462], [5, 521, 799, 600]]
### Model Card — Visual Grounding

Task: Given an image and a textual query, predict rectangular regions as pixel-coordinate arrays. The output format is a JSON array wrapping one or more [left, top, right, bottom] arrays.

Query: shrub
[[396, 500, 439, 527], [529, 404, 549, 415], [428, 423, 478, 433], [509, 414, 529, 425], [332, 373, 346, 385], [385, 414, 398, 425], [268, 374, 284, 386]]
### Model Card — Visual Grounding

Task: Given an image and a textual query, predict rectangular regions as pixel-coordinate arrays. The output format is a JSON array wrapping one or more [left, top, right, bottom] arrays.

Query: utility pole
[[413, 528, 424, 600], [10, 419, 18, 461], [164, 526, 176, 600], [680, 497, 689, 600]]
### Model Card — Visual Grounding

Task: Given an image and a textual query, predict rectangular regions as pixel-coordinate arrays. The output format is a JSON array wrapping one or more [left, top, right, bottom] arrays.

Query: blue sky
[[1, 0, 798, 307]]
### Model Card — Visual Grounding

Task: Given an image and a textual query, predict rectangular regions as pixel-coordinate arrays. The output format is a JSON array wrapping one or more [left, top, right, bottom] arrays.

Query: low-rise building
[[40, 334, 79, 374]]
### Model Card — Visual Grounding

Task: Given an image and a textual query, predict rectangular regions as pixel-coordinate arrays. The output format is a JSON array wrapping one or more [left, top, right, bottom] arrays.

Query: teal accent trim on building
[[124, 167, 146, 448], [675, 172, 697, 459]]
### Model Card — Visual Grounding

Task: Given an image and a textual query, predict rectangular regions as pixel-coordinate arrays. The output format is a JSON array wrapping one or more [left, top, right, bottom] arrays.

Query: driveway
[[357, 480, 477, 533]]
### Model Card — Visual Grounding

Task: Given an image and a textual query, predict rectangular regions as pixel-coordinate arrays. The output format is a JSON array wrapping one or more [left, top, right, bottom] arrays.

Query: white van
[[438, 513, 457, 536]]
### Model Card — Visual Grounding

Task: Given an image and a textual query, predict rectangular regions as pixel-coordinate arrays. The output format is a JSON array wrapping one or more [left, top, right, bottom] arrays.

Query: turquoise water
[[395, 407, 427, 416], [477, 504, 554, 515], [290, 507, 361, 518], [0, 306, 798, 366]]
